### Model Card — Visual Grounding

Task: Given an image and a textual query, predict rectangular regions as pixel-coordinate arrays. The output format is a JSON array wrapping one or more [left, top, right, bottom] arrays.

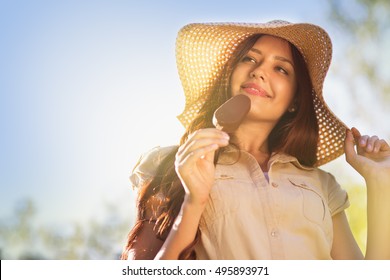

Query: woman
[[121, 21, 390, 260]]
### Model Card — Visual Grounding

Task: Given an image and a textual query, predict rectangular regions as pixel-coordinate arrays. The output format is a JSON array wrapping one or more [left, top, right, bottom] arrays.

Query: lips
[[241, 83, 271, 98]]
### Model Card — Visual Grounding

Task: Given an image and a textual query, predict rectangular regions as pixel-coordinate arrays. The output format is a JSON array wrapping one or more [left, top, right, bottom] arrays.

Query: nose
[[250, 65, 266, 81]]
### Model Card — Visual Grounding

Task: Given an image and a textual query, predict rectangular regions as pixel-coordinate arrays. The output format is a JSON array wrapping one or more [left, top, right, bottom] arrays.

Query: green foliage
[[344, 184, 367, 253], [327, 0, 390, 254], [328, 0, 390, 104], [0, 188, 371, 259], [0, 199, 133, 259]]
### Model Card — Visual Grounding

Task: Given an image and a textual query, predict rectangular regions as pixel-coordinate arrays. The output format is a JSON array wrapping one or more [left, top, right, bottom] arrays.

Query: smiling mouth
[[241, 84, 271, 98]]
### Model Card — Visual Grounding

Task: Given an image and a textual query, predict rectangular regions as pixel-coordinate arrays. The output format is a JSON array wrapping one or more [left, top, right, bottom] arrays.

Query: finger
[[177, 129, 229, 157], [179, 137, 228, 160], [176, 143, 219, 171], [344, 129, 367, 175], [352, 127, 390, 153], [351, 127, 361, 137], [351, 127, 367, 153], [344, 129, 357, 165], [375, 139, 390, 152], [369, 137, 385, 153], [188, 128, 230, 141], [358, 135, 369, 148], [366, 135, 379, 152], [380, 139, 390, 151], [203, 147, 217, 162], [373, 139, 381, 153], [351, 127, 368, 147]]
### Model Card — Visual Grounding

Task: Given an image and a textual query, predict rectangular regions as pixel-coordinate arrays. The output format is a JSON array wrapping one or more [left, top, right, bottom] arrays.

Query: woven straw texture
[[175, 21, 348, 166]]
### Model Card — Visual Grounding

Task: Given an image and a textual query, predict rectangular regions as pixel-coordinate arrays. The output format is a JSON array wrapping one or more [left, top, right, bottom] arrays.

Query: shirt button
[[271, 230, 279, 237], [271, 182, 278, 188]]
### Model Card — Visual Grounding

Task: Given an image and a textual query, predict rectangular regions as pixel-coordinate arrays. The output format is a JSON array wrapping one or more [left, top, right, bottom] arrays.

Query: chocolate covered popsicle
[[212, 94, 251, 133]]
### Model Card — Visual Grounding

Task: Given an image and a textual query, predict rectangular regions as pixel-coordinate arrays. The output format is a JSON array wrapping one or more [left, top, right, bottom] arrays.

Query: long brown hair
[[121, 34, 318, 260]]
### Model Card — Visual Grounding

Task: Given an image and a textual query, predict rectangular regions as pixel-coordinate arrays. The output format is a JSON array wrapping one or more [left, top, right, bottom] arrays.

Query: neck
[[232, 121, 275, 171]]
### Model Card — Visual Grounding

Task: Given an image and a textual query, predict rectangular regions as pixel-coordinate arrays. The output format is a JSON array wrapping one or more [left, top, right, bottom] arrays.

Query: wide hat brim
[[175, 20, 348, 166]]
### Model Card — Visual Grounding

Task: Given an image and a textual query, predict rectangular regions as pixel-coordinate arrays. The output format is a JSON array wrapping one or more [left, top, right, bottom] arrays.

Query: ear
[[288, 98, 297, 113], [288, 106, 296, 113]]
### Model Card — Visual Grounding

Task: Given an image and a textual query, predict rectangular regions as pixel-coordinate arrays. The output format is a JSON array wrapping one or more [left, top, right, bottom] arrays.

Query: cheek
[[271, 76, 297, 104], [230, 71, 242, 96], [230, 64, 254, 92]]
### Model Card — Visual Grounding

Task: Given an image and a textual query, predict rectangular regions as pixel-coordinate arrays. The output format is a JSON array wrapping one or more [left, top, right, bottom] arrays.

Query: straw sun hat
[[175, 20, 348, 166]]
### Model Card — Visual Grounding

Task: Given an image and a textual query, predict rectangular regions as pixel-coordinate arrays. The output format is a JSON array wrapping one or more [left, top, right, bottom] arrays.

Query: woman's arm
[[343, 127, 390, 259], [129, 128, 229, 260], [154, 197, 205, 259], [331, 211, 364, 259], [155, 128, 230, 259]]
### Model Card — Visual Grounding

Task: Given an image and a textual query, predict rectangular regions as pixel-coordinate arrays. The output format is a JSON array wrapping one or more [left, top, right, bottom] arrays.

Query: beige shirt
[[130, 145, 349, 260]]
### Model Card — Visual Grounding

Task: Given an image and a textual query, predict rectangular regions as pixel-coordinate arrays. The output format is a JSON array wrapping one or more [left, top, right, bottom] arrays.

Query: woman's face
[[230, 35, 297, 124]]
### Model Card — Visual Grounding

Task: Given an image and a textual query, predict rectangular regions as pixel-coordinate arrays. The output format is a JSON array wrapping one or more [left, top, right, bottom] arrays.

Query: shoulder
[[289, 165, 348, 216], [279, 161, 349, 215], [271, 153, 338, 183], [130, 145, 178, 188], [271, 153, 343, 196]]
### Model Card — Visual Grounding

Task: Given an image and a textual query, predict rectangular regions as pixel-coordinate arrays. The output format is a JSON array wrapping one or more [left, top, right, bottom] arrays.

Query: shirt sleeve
[[129, 146, 177, 189], [324, 172, 350, 216]]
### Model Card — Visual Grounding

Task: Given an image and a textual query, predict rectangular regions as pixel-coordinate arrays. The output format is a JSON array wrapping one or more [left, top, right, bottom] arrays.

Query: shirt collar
[[220, 145, 315, 171], [268, 153, 315, 171]]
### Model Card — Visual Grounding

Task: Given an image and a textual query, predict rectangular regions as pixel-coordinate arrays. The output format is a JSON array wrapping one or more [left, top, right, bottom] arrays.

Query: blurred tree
[[0, 198, 132, 259], [326, 0, 389, 255], [344, 185, 367, 253], [0, 199, 45, 259], [327, 0, 390, 135], [328, 0, 390, 97]]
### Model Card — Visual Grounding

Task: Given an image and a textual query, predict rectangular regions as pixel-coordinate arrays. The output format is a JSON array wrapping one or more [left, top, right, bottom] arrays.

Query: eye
[[241, 55, 257, 64], [275, 66, 288, 75]]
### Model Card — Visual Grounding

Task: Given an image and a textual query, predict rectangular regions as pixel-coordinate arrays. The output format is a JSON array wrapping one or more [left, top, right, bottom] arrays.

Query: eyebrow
[[250, 48, 294, 67]]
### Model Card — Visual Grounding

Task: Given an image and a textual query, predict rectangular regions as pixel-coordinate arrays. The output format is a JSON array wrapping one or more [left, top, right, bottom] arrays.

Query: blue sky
[[0, 0, 385, 228]]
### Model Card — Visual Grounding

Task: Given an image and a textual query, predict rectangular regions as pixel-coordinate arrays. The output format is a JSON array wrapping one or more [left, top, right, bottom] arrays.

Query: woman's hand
[[344, 127, 390, 182], [345, 128, 390, 259], [175, 128, 230, 206]]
